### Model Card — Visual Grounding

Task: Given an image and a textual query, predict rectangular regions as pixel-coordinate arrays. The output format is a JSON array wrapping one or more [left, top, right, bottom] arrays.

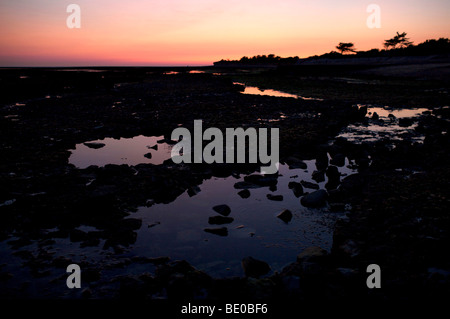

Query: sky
[[0, 0, 449, 66]]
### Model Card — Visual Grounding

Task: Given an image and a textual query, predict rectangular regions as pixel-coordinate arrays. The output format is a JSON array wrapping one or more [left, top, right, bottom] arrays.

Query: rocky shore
[[0, 68, 449, 302]]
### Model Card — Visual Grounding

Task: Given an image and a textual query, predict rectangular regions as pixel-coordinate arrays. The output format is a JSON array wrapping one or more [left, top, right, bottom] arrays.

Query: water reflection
[[132, 161, 356, 277], [338, 105, 429, 144], [234, 82, 324, 100], [69, 135, 173, 168]]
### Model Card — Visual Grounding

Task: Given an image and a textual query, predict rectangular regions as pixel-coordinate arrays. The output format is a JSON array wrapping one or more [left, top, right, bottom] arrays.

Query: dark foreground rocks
[[0, 68, 449, 302]]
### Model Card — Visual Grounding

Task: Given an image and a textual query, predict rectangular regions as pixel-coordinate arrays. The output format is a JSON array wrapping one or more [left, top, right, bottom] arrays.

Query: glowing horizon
[[0, 0, 449, 67]]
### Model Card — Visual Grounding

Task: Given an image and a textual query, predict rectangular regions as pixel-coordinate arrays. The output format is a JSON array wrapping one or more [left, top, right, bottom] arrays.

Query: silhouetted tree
[[336, 42, 356, 54], [384, 32, 413, 49]]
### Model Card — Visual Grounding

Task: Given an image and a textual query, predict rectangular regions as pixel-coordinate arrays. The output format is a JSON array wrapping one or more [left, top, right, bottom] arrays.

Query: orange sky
[[0, 0, 449, 66]]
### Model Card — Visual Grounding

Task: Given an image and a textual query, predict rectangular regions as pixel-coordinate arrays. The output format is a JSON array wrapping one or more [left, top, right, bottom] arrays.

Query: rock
[[241, 257, 271, 278], [147, 144, 158, 150], [330, 154, 345, 167], [371, 112, 379, 121], [148, 221, 161, 228], [326, 165, 340, 181], [234, 181, 261, 189], [388, 113, 396, 122], [399, 118, 414, 127], [300, 190, 328, 208], [325, 165, 341, 190], [297, 246, 328, 262], [187, 186, 201, 197], [267, 194, 283, 201], [237, 189, 251, 198], [285, 157, 307, 169], [204, 227, 228, 236], [311, 170, 325, 183], [288, 182, 303, 197], [358, 105, 368, 118], [84, 142, 105, 149], [212, 204, 231, 216], [244, 174, 277, 187], [144, 152, 152, 159], [315, 153, 328, 171], [301, 180, 320, 190], [208, 216, 234, 225], [277, 209, 293, 223]]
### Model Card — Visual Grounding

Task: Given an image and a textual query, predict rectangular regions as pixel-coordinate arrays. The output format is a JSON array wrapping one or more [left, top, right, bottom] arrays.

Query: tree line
[[214, 33, 450, 66]]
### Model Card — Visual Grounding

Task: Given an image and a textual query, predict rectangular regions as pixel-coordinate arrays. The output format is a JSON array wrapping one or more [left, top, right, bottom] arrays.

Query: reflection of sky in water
[[234, 82, 323, 101], [0, 159, 357, 295], [132, 161, 356, 277], [69, 135, 173, 168], [338, 106, 429, 144]]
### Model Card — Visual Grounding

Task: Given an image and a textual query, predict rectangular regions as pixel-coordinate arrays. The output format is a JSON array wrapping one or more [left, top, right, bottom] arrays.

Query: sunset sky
[[0, 0, 449, 66]]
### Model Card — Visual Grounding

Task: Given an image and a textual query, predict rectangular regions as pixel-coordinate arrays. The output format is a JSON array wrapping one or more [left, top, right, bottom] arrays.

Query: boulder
[[267, 194, 283, 201], [83, 142, 105, 149], [315, 153, 328, 171], [300, 190, 328, 208], [297, 246, 328, 262], [301, 180, 320, 190], [244, 174, 277, 187], [208, 216, 234, 225], [285, 157, 307, 169], [311, 170, 325, 183], [204, 227, 228, 236], [277, 209, 293, 223], [288, 182, 303, 197], [241, 257, 271, 278], [237, 189, 251, 198], [330, 154, 345, 167], [212, 204, 231, 216]]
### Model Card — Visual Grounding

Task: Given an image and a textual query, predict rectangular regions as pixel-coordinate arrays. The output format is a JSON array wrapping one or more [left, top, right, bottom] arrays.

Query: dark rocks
[[388, 113, 396, 122], [237, 189, 251, 198], [330, 153, 345, 167], [399, 118, 415, 127], [311, 170, 325, 183], [204, 227, 228, 236], [288, 182, 303, 197], [297, 246, 328, 262], [267, 194, 283, 201], [212, 204, 231, 216], [315, 153, 329, 171], [144, 152, 152, 159], [285, 157, 307, 169], [371, 112, 379, 121], [326, 165, 340, 180], [234, 181, 261, 189], [241, 257, 271, 278], [277, 209, 293, 223], [244, 174, 278, 187], [208, 216, 234, 225], [301, 180, 320, 190], [300, 189, 328, 208], [187, 186, 201, 197], [83, 142, 105, 149], [325, 165, 340, 190]]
